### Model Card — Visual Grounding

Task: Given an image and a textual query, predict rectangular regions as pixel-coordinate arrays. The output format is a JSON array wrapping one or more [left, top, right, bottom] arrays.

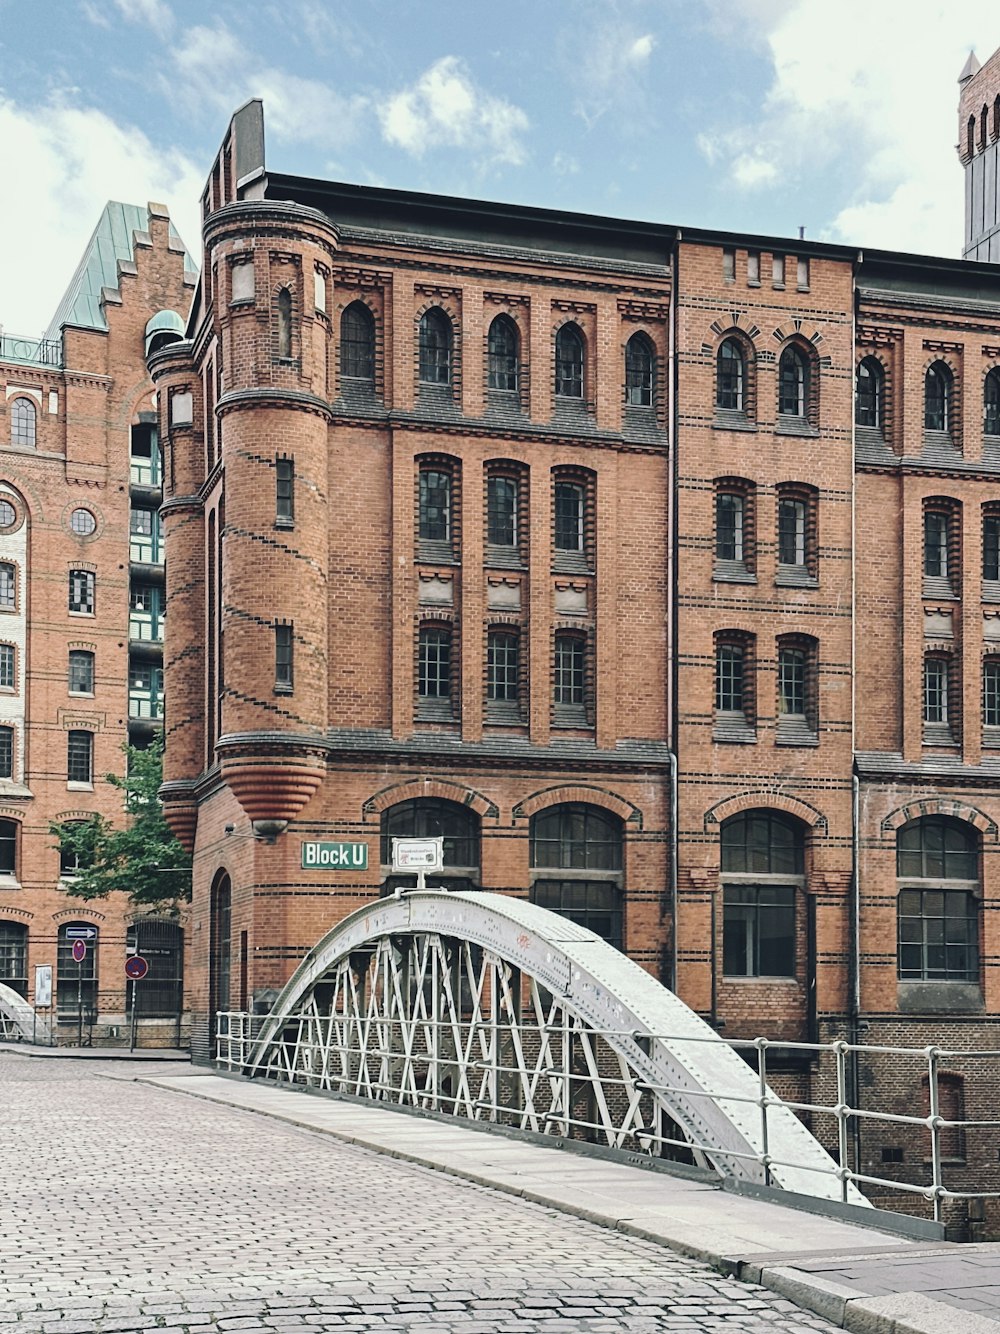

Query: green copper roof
[[44, 201, 197, 341]]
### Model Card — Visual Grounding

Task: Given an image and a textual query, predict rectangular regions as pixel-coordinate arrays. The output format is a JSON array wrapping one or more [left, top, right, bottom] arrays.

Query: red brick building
[[0, 202, 195, 1044], [155, 78, 1000, 1227]]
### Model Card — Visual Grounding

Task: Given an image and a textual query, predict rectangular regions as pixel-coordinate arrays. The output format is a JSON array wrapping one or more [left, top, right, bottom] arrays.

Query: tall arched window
[[530, 803, 623, 947], [486, 628, 520, 717], [624, 332, 655, 407], [127, 919, 184, 1017], [340, 301, 375, 383], [0, 921, 27, 996], [487, 314, 519, 392], [417, 625, 452, 709], [721, 811, 803, 978], [985, 367, 1000, 436], [968, 114, 976, 158], [982, 104, 989, 149], [897, 817, 979, 983], [925, 361, 952, 433], [276, 288, 292, 360], [554, 323, 584, 399], [209, 871, 232, 1024], [716, 338, 745, 412], [855, 357, 884, 430], [419, 308, 452, 385], [0, 819, 16, 876], [778, 346, 807, 418], [57, 922, 98, 1016], [10, 398, 35, 448], [380, 798, 480, 892]]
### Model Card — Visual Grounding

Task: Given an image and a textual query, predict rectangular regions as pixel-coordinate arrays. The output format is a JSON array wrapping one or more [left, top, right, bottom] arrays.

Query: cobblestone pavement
[[1, 1055, 839, 1333]]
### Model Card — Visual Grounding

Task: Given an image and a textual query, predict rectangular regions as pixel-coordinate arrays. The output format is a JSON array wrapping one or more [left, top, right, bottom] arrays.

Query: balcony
[[0, 331, 63, 368]]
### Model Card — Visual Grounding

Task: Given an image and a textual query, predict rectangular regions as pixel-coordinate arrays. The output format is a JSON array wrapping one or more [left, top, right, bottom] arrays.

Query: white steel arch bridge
[[224, 889, 868, 1207]]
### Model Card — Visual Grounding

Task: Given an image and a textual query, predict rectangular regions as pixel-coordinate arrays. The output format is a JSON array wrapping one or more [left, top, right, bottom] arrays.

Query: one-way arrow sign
[[65, 925, 97, 940]]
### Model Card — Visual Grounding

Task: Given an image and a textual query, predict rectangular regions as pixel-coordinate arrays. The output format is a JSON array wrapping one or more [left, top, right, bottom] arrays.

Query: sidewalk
[[134, 1067, 1000, 1334], [0, 1039, 189, 1059]]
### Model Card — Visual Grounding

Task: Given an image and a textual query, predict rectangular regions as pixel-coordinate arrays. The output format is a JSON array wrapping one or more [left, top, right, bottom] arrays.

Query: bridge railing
[[215, 1009, 1000, 1223]]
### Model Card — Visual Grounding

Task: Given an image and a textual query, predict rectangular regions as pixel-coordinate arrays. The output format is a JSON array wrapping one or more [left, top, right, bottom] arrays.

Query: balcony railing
[[0, 332, 63, 368]]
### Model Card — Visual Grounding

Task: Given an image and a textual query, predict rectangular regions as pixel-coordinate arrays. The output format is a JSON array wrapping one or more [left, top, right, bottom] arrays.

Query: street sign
[[300, 841, 369, 870], [34, 965, 52, 1007], [71, 940, 87, 963], [124, 956, 149, 980], [65, 925, 97, 941], [392, 837, 443, 872]]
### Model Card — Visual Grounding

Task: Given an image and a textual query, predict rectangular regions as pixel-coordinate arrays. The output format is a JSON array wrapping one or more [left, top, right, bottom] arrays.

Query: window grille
[[554, 325, 584, 399], [69, 570, 94, 615], [67, 730, 93, 784], [487, 315, 519, 392]]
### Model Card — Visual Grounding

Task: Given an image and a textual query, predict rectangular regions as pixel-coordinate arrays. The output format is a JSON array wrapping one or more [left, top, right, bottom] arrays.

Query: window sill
[[0, 781, 32, 799], [712, 410, 755, 433], [713, 713, 756, 744], [0, 874, 21, 890], [68, 691, 95, 699], [984, 726, 1000, 748], [552, 553, 592, 576], [67, 781, 93, 792], [485, 545, 525, 571], [415, 702, 456, 724], [983, 580, 1000, 604], [274, 519, 294, 531], [774, 415, 818, 438], [922, 723, 957, 748], [898, 981, 982, 1014], [713, 564, 756, 584], [722, 974, 798, 984], [922, 577, 957, 600], [775, 566, 818, 589], [418, 540, 458, 566], [274, 685, 293, 696], [68, 612, 95, 619]]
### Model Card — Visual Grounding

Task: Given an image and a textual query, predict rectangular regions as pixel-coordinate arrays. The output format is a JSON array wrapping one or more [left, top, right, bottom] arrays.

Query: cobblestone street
[[0, 1055, 841, 1333]]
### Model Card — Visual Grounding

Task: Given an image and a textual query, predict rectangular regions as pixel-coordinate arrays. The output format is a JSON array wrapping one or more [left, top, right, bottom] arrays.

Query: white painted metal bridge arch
[[240, 890, 867, 1206]]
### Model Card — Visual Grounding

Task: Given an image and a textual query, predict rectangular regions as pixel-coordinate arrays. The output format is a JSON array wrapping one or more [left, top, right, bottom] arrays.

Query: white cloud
[[552, 151, 580, 176], [0, 94, 202, 335], [112, 0, 173, 36], [698, 1, 1000, 255], [168, 23, 366, 149], [379, 56, 529, 167], [626, 34, 655, 65], [570, 27, 658, 128]]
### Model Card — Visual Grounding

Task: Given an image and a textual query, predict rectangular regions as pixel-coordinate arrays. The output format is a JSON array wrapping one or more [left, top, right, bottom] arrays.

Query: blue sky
[[3, 1, 1000, 335]]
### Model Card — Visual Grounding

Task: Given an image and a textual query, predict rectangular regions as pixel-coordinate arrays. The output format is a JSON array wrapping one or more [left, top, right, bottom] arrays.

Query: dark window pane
[[418, 627, 451, 699], [554, 634, 585, 705], [488, 476, 518, 546], [555, 325, 583, 398], [419, 469, 451, 543], [856, 357, 882, 429], [531, 879, 622, 948], [778, 347, 806, 416], [487, 316, 519, 391], [716, 339, 744, 411], [925, 364, 949, 432], [381, 799, 480, 871], [340, 302, 375, 381], [487, 631, 519, 701], [625, 333, 654, 407], [554, 482, 583, 551], [419, 309, 452, 385], [721, 811, 804, 874], [715, 493, 744, 561]]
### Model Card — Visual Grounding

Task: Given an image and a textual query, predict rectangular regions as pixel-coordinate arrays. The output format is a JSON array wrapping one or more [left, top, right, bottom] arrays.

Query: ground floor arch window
[[721, 810, 804, 978], [0, 920, 27, 996], [380, 798, 480, 893], [529, 802, 624, 948], [57, 922, 98, 1016], [126, 919, 184, 1017]]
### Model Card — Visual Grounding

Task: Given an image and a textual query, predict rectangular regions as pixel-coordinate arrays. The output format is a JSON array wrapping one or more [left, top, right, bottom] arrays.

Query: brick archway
[[363, 778, 498, 821], [513, 785, 641, 827], [881, 798, 997, 840], [703, 791, 828, 834]]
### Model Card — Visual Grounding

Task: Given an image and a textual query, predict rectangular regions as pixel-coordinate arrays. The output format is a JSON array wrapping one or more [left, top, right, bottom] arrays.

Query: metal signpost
[[124, 955, 149, 1052], [66, 926, 97, 1049], [391, 836, 444, 891], [33, 965, 52, 1046]]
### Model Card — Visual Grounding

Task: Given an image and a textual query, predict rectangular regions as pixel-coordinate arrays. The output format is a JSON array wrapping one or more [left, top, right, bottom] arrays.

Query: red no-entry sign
[[124, 956, 149, 980]]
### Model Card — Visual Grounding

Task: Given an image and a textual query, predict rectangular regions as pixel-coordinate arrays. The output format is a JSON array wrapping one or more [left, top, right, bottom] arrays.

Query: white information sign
[[34, 964, 52, 1007], [391, 837, 444, 889]]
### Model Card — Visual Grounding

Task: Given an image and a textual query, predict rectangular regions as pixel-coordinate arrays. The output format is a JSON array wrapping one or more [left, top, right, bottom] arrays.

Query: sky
[[3, 0, 1000, 336]]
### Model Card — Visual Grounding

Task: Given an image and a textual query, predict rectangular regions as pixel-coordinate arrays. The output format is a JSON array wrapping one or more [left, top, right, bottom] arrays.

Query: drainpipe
[[849, 256, 862, 1174], [668, 234, 680, 995]]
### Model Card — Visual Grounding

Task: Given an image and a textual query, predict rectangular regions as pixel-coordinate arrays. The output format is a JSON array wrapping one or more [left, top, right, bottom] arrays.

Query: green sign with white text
[[301, 841, 369, 870]]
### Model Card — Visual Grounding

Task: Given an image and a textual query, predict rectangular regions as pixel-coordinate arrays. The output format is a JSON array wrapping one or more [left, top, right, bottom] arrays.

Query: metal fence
[[0, 333, 63, 367], [215, 1010, 1000, 1224]]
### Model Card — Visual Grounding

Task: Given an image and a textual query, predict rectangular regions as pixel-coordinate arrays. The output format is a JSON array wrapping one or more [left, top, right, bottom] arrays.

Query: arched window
[[897, 817, 979, 983], [530, 803, 623, 947], [716, 338, 745, 412], [209, 872, 232, 1022], [57, 922, 98, 1016], [994, 94, 1000, 141], [624, 332, 655, 407], [855, 357, 883, 430], [0, 819, 16, 876], [982, 104, 989, 149], [276, 288, 292, 360], [925, 361, 951, 433], [968, 114, 976, 158], [778, 346, 807, 418], [418, 463, 453, 545], [381, 798, 480, 891], [985, 367, 1000, 436], [486, 628, 520, 713], [0, 921, 27, 996], [126, 920, 183, 1017], [487, 315, 519, 392], [554, 323, 584, 399], [418, 625, 453, 713], [714, 478, 755, 572], [721, 811, 804, 978], [487, 473, 518, 549], [419, 308, 452, 385], [0, 725, 14, 780], [10, 398, 35, 448], [340, 301, 375, 383]]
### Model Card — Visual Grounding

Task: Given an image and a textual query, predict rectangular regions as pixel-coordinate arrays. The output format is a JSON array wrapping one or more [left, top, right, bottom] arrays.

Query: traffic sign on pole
[[66, 925, 97, 941], [71, 939, 87, 963], [124, 956, 149, 980]]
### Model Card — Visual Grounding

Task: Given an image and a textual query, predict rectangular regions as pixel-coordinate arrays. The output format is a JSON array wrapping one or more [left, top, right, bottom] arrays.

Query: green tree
[[50, 738, 191, 907]]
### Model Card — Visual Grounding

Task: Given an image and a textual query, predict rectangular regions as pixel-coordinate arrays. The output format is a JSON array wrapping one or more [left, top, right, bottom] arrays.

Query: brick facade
[[0, 204, 194, 1045]]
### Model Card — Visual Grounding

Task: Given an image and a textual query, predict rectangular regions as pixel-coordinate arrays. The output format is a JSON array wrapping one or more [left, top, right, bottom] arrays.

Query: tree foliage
[[50, 739, 191, 907]]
